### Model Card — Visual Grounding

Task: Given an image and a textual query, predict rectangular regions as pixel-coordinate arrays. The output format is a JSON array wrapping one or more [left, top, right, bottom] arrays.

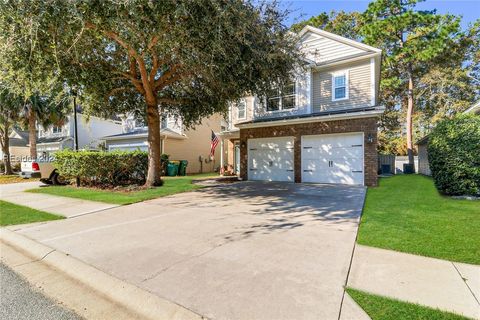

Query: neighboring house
[[217, 26, 384, 186], [417, 100, 480, 176], [36, 113, 123, 158], [103, 114, 222, 174], [0, 128, 30, 164]]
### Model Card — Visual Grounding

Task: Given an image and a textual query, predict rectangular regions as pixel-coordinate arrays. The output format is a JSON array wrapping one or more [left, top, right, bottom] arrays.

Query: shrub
[[428, 114, 480, 196], [12, 162, 21, 172], [54, 150, 149, 187]]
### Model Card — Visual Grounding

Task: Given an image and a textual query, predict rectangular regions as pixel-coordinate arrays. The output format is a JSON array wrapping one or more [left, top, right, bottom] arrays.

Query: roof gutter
[[103, 133, 148, 141], [35, 137, 73, 145], [310, 52, 381, 71], [236, 107, 385, 130], [103, 131, 187, 141]]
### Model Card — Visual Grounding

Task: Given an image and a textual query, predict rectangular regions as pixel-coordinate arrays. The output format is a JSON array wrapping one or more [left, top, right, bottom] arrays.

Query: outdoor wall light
[[367, 133, 374, 144], [241, 141, 246, 148]]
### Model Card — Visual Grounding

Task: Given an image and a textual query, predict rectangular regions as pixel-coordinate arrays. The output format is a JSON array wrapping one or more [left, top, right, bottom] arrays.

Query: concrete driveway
[[11, 182, 366, 320]]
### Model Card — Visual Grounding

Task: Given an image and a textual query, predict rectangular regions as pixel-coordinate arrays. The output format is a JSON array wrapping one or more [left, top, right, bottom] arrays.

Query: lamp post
[[72, 88, 80, 187]]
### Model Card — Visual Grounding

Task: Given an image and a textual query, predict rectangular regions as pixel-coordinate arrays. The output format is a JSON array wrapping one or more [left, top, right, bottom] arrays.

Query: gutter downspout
[[220, 139, 224, 174]]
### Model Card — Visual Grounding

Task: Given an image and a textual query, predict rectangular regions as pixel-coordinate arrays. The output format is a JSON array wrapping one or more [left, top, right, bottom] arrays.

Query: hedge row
[[54, 150, 148, 187], [428, 114, 480, 196]]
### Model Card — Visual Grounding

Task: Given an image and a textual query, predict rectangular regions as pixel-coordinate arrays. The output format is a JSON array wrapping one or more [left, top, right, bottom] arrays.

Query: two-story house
[[217, 26, 384, 186], [36, 113, 123, 157], [103, 114, 222, 174]]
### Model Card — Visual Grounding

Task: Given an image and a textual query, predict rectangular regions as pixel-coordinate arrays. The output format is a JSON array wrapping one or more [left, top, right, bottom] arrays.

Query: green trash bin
[[166, 162, 179, 176], [178, 160, 188, 176]]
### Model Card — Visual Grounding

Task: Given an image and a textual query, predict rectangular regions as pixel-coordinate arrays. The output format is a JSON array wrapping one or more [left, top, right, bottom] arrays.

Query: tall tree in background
[[464, 20, 480, 96], [0, 85, 22, 174], [38, 0, 301, 187], [20, 92, 70, 158], [361, 0, 462, 166], [0, 1, 69, 159], [291, 11, 362, 39]]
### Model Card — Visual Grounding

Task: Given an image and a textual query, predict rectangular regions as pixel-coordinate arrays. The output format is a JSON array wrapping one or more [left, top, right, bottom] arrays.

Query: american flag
[[210, 130, 219, 158]]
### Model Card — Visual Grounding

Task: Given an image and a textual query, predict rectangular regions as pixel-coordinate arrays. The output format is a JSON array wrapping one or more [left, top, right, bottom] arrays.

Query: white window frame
[[331, 70, 349, 102], [52, 126, 63, 134], [237, 99, 247, 120], [265, 81, 297, 113]]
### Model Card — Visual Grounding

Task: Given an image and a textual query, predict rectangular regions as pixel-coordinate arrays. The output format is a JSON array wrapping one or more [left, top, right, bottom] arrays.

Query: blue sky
[[281, 0, 480, 29]]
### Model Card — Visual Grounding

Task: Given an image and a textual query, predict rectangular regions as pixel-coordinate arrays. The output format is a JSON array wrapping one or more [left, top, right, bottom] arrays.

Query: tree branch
[[157, 97, 189, 105], [129, 56, 138, 79], [85, 22, 140, 61], [147, 35, 160, 51], [154, 64, 185, 90], [149, 55, 159, 85], [115, 71, 145, 94], [107, 87, 131, 97]]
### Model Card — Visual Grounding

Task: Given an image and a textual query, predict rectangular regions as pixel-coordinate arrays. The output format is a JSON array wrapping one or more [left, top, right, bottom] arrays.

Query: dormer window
[[332, 71, 348, 101], [266, 82, 296, 112], [237, 99, 246, 119]]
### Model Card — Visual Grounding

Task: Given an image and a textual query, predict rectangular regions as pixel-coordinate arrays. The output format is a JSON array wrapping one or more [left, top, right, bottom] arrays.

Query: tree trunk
[[406, 72, 415, 168], [1, 122, 13, 175], [145, 101, 162, 187], [28, 108, 37, 159]]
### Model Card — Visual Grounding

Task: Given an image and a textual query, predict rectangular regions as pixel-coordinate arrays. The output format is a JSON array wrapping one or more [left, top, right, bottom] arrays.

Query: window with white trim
[[266, 82, 296, 112], [237, 99, 246, 119], [332, 71, 348, 101], [52, 126, 62, 134]]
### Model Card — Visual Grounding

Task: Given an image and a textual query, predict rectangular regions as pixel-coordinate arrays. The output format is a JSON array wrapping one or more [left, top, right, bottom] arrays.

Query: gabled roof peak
[[298, 25, 382, 54]]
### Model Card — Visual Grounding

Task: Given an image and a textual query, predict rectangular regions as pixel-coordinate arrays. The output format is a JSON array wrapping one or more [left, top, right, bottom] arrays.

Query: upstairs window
[[266, 82, 296, 112], [332, 71, 348, 101], [161, 118, 168, 129], [237, 99, 246, 119], [52, 126, 62, 134]]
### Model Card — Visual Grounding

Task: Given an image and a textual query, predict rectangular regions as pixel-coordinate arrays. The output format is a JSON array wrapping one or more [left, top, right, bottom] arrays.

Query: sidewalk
[[348, 245, 480, 319], [0, 181, 119, 218]]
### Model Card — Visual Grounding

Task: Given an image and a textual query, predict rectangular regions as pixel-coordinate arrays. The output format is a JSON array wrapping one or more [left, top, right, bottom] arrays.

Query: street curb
[[0, 228, 205, 320]]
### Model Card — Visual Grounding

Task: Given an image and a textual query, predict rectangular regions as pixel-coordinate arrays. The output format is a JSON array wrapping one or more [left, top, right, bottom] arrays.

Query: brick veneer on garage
[[239, 117, 379, 186]]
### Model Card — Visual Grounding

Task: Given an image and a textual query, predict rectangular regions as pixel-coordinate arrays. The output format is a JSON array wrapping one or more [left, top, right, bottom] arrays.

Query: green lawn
[[358, 175, 480, 264], [26, 173, 218, 205], [346, 288, 470, 320], [0, 200, 63, 226]]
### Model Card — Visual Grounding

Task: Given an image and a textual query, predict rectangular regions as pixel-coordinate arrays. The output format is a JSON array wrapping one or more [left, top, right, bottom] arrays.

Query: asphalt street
[[0, 263, 82, 320]]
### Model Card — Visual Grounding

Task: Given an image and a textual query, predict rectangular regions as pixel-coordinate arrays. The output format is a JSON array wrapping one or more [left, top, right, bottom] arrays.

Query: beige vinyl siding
[[301, 32, 366, 64], [230, 96, 254, 125], [312, 59, 372, 113], [164, 114, 222, 174]]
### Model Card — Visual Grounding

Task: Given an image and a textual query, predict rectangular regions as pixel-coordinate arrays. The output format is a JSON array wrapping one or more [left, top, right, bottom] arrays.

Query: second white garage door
[[248, 137, 294, 182], [302, 133, 364, 185]]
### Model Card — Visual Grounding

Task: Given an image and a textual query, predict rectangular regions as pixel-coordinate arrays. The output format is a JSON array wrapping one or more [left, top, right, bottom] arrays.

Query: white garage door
[[248, 137, 294, 182], [302, 133, 364, 185]]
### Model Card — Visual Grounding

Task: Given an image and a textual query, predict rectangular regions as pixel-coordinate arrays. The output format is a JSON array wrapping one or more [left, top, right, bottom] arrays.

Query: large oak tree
[[31, 0, 300, 187]]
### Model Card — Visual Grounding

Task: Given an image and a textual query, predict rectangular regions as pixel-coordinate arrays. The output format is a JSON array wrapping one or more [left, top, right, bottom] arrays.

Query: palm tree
[[21, 87, 70, 159]]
